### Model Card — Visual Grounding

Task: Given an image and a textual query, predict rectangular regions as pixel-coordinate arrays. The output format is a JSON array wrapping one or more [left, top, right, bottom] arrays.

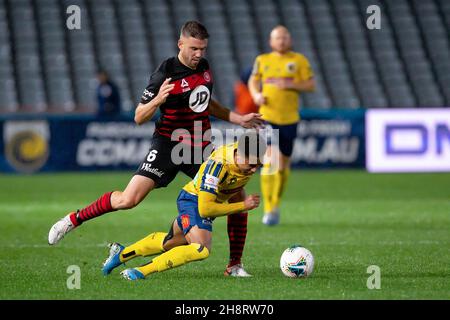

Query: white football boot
[[48, 213, 76, 245], [224, 264, 252, 277], [262, 208, 280, 226]]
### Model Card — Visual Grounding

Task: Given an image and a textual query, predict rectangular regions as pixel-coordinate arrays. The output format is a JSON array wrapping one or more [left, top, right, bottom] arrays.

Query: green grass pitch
[[0, 170, 449, 300]]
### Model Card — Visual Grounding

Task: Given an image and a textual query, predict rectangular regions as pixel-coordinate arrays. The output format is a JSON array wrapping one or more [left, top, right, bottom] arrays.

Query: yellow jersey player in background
[[248, 25, 316, 226], [101, 131, 266, 280]]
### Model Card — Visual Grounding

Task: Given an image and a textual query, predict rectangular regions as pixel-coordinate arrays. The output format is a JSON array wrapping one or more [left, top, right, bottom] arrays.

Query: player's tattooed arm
[[134, 78, 174, 125], [209, 99, 264, 129]]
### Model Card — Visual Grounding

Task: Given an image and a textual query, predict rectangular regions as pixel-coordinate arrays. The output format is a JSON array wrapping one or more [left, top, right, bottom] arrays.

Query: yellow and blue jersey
[[252, 51, 314, 125], [183, 142, 252, 203]]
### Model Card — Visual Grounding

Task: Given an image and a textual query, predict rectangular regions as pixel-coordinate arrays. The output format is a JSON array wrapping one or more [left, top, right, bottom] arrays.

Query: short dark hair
[[180, 21, 209, 40], [237, 131, 267, 163]]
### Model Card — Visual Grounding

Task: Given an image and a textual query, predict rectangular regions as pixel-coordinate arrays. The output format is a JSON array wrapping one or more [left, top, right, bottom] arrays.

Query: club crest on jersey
[[203, 71, 211, 82], [181, 215, 190, 229], [189, 85, 210, 113], [287, 62, 297, 73]]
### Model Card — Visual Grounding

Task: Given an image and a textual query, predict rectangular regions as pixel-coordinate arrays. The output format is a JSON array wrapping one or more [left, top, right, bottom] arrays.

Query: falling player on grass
[[102, 131, 266, 280], [48, 21, 263, 277]]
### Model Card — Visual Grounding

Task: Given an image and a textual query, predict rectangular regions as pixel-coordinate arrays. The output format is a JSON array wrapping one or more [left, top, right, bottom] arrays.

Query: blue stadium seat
[[305, 0, 360, 108], [1, 0, 448, 113]]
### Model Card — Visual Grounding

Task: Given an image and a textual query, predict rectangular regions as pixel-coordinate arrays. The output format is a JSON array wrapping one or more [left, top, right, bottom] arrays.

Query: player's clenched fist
[[244, 194, 260, 210], [156, 78, 175, 104]]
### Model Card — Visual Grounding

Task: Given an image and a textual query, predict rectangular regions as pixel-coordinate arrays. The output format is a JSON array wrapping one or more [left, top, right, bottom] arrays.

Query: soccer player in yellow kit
[[101, 132, 266, 280], [248, 26, 316, 226]]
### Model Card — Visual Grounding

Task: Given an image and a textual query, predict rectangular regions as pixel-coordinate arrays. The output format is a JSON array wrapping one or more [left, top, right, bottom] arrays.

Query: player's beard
[[190, 58, 200, 68], [178, 52, 198, 69]]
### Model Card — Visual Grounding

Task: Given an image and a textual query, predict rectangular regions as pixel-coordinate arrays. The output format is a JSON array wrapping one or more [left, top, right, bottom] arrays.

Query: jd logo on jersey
[[189, 85, 210, 113]]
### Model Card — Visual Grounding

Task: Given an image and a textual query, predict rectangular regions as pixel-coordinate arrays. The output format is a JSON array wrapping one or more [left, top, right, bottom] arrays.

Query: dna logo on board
[[365, 109, 450, 172]]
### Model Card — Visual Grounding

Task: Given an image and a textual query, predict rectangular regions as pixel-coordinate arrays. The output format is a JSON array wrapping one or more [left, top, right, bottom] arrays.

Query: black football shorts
[[265, 121, 299, 157], [135, 135, 212, 188]]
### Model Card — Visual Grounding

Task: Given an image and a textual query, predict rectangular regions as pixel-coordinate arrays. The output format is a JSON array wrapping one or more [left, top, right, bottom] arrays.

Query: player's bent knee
[[188, 243, 209, 262]]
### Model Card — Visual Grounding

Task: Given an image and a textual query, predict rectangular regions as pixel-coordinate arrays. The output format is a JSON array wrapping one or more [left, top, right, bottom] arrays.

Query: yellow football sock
[[120, 232, 167, 263], [136, 243, 209, 276], [261, 163, 275, 213], [279, 168, 290, 199], [271, 170, 283, 210], [272, 168, 291, 210]]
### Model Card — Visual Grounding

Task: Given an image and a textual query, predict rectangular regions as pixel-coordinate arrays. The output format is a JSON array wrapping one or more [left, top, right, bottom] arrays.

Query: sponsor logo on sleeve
[[203, 71, 211, 82], [204, 174, 219, 190], [142, 89, 155, 100]]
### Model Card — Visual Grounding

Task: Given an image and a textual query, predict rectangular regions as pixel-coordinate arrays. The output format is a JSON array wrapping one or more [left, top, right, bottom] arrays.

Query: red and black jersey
[[140, 56, 213, 147]]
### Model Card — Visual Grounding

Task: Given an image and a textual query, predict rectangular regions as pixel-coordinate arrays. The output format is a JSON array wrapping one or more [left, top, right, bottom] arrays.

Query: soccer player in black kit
[[49, 21, 263, 277]]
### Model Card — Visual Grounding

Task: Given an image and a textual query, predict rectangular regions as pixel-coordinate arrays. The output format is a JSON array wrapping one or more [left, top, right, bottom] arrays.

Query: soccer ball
[[280, 245, 314, 278]]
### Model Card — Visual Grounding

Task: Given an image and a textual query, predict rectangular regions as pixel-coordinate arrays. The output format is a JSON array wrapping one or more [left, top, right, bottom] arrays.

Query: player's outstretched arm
[[198, 191, 260, 218], [134, 78, 174, 125], [209, 99, 264, 129]]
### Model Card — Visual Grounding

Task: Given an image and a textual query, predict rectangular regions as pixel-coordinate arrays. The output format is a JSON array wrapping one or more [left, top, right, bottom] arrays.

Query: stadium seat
[[331, 0, 388, 108], [357, 0, 418, 108], [249, 0, 281, 53], [196, 0, 238, 105], [278, 0, 331, 109], [142, 0, 177, 64], [170, 0, 198, 31], [17, 77, 47, 112], [59, 0, 97, 112], [89, 0, 134, 112], [0, 77, 19, 112], [305, 0, 361, 108], [225, 2, 259, 70], [36, 0, 75, 112], [1, 0, 449, 114], [385, 0, 444, 108], [0, 0, 14, 114], [411, 0, 450, 106], [9, 0, 49, 112]]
